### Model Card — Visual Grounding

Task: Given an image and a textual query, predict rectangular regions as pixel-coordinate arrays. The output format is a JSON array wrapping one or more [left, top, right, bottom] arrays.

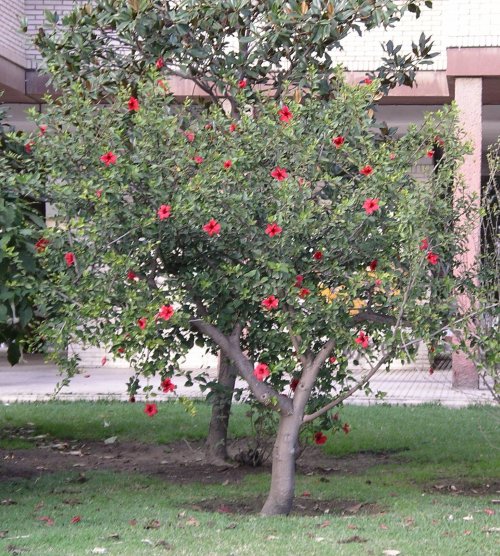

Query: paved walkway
[[0, 354, 496, 407]]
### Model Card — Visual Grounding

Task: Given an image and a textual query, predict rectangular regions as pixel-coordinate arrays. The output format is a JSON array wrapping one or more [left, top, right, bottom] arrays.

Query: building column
[[451, 78, 482, 389]]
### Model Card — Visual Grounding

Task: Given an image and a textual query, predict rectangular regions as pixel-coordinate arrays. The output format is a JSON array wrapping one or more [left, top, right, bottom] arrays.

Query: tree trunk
[[260, 413, 302, 516], [205, 352, 236, 462]]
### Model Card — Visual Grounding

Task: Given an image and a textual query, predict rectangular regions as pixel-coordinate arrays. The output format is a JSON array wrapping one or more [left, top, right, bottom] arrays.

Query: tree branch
[[302, 350, 393, 423]]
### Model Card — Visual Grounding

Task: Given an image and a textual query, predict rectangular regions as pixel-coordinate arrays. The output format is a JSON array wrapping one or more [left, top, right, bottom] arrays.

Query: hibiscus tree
[[32, 77, 473, 515]]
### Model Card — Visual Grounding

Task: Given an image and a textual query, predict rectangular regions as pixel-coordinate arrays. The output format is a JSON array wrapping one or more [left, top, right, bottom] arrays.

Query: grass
[[1, 402, 499, 555]]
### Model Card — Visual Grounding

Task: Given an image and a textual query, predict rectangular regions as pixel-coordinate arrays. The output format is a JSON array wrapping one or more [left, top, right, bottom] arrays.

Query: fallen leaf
[[338, 535, 368, 544], [463, 515, 473, 521], [0, 531, 8, 538], [34, 502, 44, 510], [70, 516, 81, 524], [128, 519, 137, 526], [63, 498, 81, 506], [155, 540, 173, 550], [141, 539, 154, 546], [104, 436, 117, 445], [347, 524, 358, 530], [91, 548, 107, 554], [221, 479, 230, 486], [318, 520, 331, 528], [36, 516, 54, 526], [464, 530, 472, 535], [217, 504, 233, 514], [106, 533, 120, 540], [103, 421, 110, 428], [1, 499, 16, 506], [482, 527, 500, 533], [266, 535, 279, 540], [484, 508, 495, 516], [186, 517, 199, 527], [382, 551, 401, 556], [380, 524, 389, 530], [315, 537, 325, 542], [144, 519, 161, 529], [7, 546, 28, 555], [225, 523, 237, 530]]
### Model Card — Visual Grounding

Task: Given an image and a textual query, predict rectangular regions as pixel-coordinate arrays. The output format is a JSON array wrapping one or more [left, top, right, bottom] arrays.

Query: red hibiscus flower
[[359, 165, 373, 176], [375, 278, 382, 287], [156, 57, 165, 69], [64, 252, 75, 267], [270, 166, 288, 181], [420, 238, 429, 251], [127, 270, 138, 281], [24, 141, 34, 153], [389, 152, 396, 160], [204, 123, 213, 130], [128, 96, 140, 111], [144, 403, 158, 417], [253, 363, 270, 381], [35, 238, 49, 253], [193, 155, 204, 164], [314, 431, 327, 445], [157, 304, 175, 321], [342, 423, 351, 434], [117, 347, 125, 354], [278, 105, 293, 123], [434, 135, 445, 146], [70, 516, 81, 524], [203, 218, 221, 236], [290, 377, 299, 392], [265, 223, 282, 237], [355, 331, 369, 349], [313, 251, 323, 260], [369, 259, 378, 271], [157, 204, 172, 220], [184, 130, 195, 142], [238, 79, 247, 89], [332, 136, 345, 148], [161, 377, 176, 393], [100, 151, 117, 166], [427, 149, 435, 158], [427, 251, 439, 265], [137, 317, 147, 330], [294, 275, 304, 288], [96, 189, 103, 198], [262, 295, 279, 310], [101, 357, 107, 366], [363, 198, 379, 215], [363, 77, 373, 85], [39, 125, 47, 136], [229, 123, 237, 132], [298, 288, 311, 299], [329, 357, 337, 364], [223, 159, 232, 169]]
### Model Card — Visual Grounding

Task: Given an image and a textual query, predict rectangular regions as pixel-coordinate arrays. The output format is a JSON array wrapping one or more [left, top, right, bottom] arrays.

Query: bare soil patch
[[425, 480, 500, 497], [0, 431, 404, 486]]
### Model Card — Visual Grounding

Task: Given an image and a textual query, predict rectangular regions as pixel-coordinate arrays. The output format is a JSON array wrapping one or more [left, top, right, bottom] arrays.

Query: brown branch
[[191, 318, 293, 415], [302, 350, 393, 423]]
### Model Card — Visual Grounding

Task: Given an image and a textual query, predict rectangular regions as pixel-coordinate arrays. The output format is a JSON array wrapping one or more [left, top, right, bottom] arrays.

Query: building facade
[[1, 0, 499, 385]]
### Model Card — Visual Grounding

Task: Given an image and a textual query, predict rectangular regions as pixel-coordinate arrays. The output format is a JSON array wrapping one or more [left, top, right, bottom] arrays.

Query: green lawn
[[1, 402, 499, 555]]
